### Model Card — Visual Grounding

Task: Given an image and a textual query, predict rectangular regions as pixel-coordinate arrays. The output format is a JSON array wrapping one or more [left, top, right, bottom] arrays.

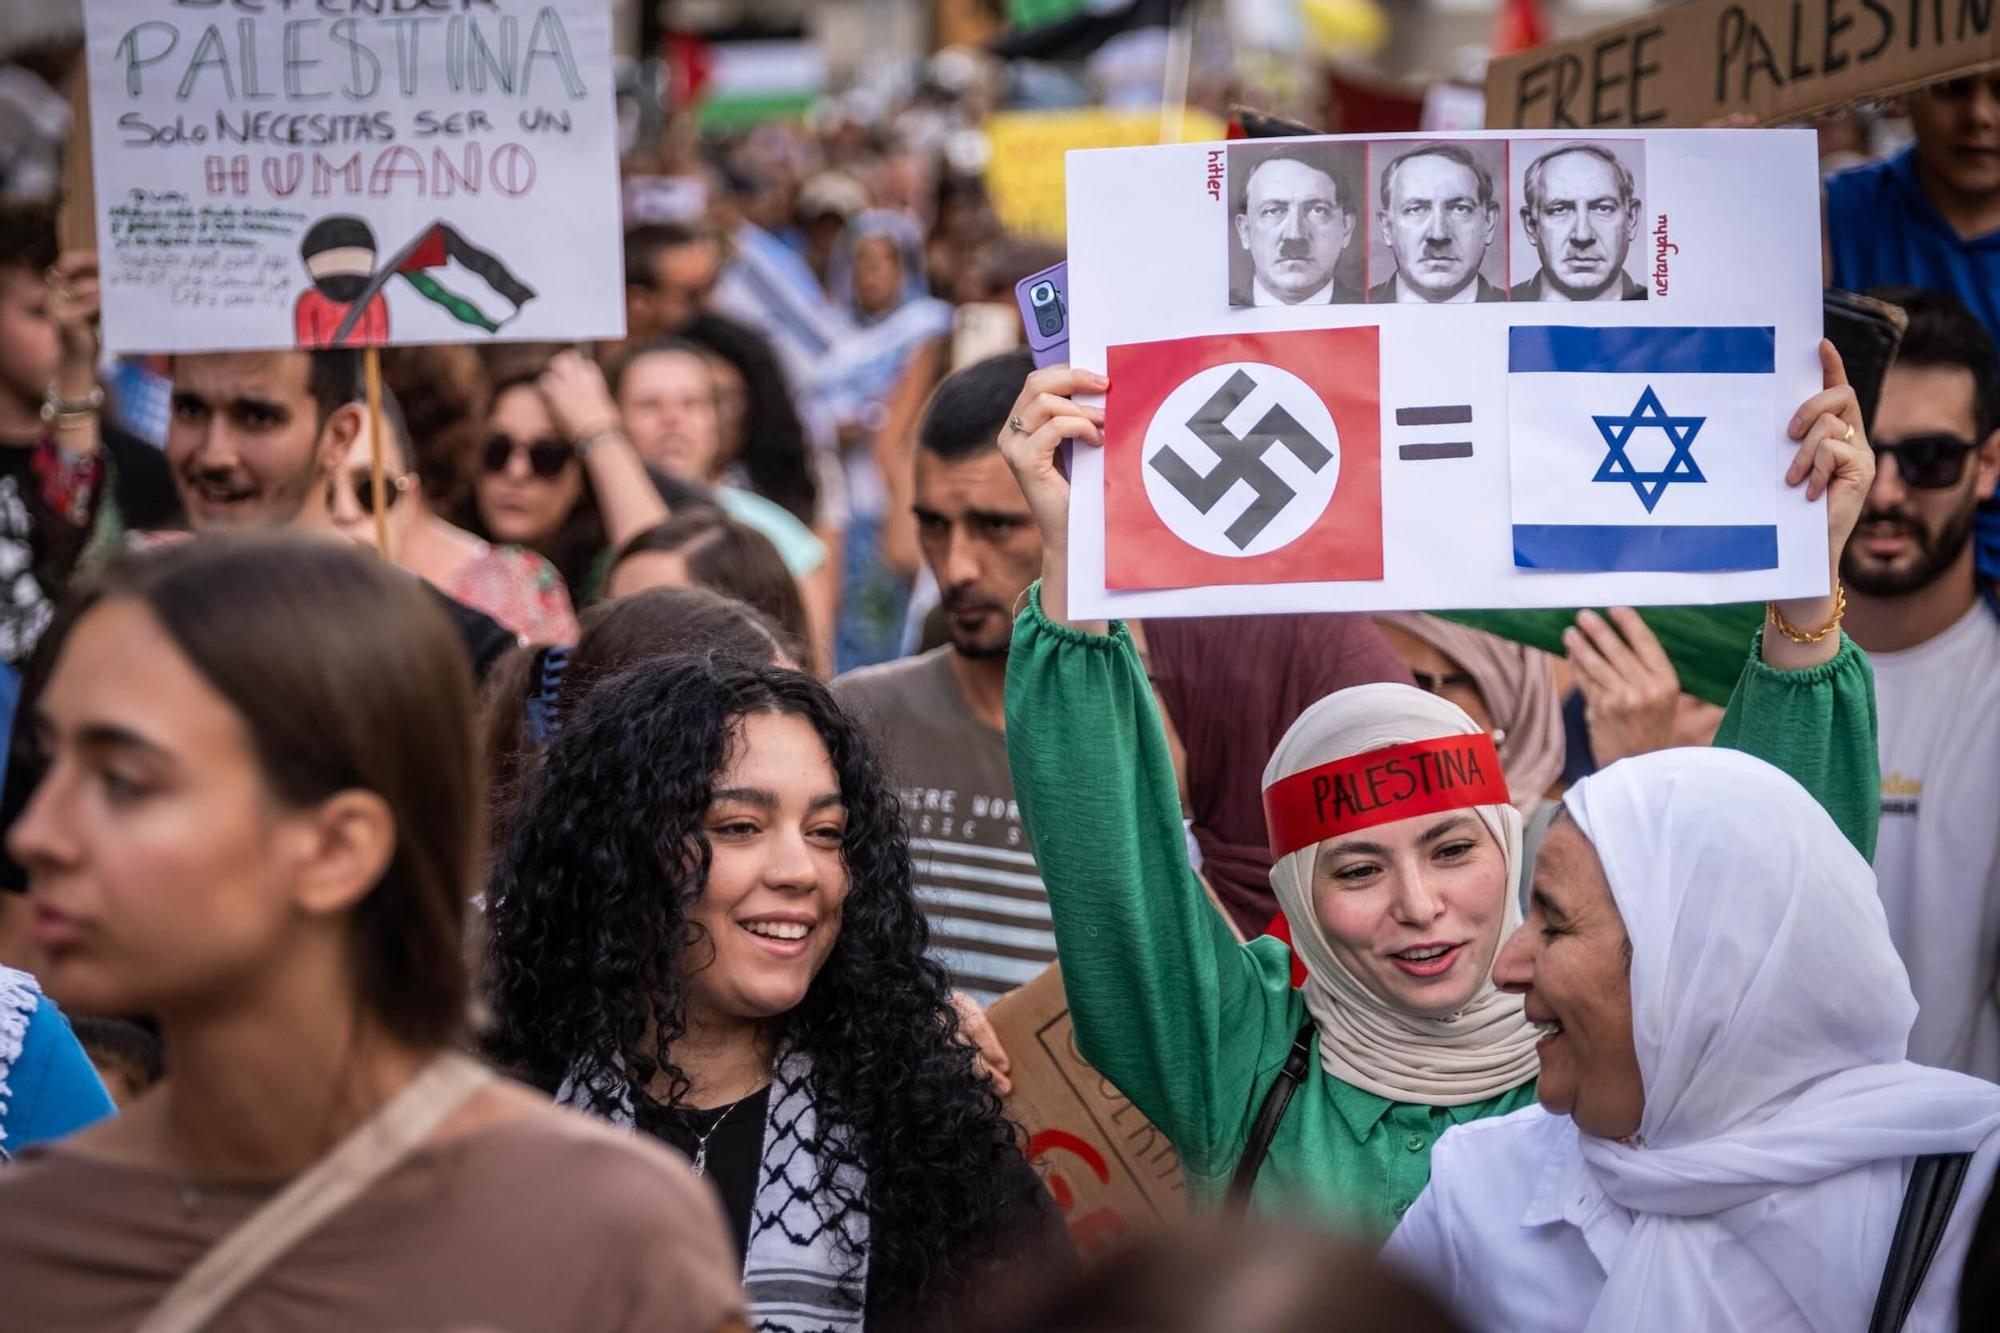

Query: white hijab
[[1566, 748, 2000, 1333], [1262, 682, 1541, 1106]]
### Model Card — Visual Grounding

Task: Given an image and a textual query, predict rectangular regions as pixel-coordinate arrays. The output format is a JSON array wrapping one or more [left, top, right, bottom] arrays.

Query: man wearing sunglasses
[[1842, 288, 2000, 1080]]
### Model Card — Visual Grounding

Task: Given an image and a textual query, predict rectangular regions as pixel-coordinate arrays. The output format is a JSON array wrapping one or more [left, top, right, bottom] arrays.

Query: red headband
[[1263, 733, 1510, 858]]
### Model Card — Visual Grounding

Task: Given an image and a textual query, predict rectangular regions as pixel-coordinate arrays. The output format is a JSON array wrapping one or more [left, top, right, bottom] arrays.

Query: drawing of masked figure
[[294, 215, 389, 348]]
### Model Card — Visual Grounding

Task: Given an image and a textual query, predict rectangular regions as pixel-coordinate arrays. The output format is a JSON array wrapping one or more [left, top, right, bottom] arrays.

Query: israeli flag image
[[1507, 326, 1779, 572]]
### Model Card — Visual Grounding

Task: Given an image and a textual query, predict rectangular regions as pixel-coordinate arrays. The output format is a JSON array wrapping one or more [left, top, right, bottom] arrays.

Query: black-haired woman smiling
[[485, 656, 1067, 1331], [0, 535, 744, 1332]]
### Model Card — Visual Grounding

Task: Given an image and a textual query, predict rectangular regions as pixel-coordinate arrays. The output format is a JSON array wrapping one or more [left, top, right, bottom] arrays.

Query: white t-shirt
[[1871, 600, 2000, 1079]]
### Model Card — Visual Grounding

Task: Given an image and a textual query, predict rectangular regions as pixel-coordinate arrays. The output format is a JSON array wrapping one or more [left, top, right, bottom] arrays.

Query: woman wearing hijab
[[815, 210, 955, 671], [1373, 615, 1569, 820], [1145, 613, 1415, 939], [1373, 614, 1579, 902], [1384, 748, 2000, 1330], [996, 349, 1877, 1235]]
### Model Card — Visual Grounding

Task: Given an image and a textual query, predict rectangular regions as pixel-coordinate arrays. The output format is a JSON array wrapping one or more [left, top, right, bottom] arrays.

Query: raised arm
[[1719, 339, 1880, 858], [536, 350, 669, 549], [999, 367, 1296, 1170]]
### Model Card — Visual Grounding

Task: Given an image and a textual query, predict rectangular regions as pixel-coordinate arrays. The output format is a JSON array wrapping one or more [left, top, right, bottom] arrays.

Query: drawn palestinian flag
[[328, 220, 536, 344], [392, 223, 536, 333]]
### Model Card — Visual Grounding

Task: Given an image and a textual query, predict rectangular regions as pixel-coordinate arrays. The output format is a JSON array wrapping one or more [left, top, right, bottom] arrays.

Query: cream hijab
[[1568, 748, 2000, 1332], [1262, 682, 1541, 1106]]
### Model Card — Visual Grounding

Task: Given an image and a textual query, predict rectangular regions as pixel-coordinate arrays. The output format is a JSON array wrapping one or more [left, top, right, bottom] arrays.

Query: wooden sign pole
[[363, 346, 389, 555], [57, 59, 96, 254]]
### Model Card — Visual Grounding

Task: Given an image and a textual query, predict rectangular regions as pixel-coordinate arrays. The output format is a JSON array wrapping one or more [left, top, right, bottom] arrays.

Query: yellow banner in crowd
[[985, 108, 1229, 241]]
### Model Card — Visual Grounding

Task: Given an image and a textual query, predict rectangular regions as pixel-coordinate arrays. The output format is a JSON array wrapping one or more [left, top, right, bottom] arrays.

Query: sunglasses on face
[[1872, 434, 1977, 490], [328, 468, 413, 514], [482, 434, 574, 479]]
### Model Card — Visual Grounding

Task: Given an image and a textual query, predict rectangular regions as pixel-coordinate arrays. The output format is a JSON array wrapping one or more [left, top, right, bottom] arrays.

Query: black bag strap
[[1866, 1151, 1973, 1333], [1224, 1023, 1316, 1218]]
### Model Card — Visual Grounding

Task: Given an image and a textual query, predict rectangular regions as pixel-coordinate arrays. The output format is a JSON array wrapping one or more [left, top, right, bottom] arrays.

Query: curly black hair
[[483, 656, 1032, 1323], [678, 313, 820, 524]]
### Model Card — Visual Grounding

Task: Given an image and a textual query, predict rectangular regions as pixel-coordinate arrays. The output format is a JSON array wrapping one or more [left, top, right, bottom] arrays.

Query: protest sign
[[1485, 0, 2000, 130], [80, 0, 622, 353], [989, 965, 1185, 1254], [984, 107, 1226, 241], [1062, 129, 1826, 619]]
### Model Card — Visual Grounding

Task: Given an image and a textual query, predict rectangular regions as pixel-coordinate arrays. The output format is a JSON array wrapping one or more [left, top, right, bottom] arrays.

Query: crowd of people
[[0, 22, 1998, 1331]]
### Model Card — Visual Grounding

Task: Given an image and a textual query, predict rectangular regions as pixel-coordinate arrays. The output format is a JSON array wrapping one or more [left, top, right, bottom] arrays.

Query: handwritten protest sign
[[81, 0, 622, 353], [989, 965, 1185, 1254], [1485, 0, 2000, 130], [1063, 129, 1825, 619]]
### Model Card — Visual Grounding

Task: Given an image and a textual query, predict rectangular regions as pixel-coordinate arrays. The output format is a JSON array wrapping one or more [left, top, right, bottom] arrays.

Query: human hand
[[537, 349, 622, 444], [1784, 339, 1874, 564], [950, 991, 1012, 1097], [1565, 607, 1682, 767], [994, 364, 1108, 556], [48, 252, 100, 391]]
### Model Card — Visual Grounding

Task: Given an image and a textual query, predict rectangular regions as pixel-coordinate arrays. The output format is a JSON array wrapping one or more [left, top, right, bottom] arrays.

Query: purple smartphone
[[1015, 261, 1073, 477], [1015, 261, 1069, 368]]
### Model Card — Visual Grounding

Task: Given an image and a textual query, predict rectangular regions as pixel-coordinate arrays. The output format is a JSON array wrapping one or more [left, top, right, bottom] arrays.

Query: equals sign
[[1394, 405, 1474, 461]]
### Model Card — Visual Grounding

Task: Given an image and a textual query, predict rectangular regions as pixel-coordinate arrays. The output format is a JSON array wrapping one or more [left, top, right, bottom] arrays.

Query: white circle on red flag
[[1139, 361, 1342, 559]]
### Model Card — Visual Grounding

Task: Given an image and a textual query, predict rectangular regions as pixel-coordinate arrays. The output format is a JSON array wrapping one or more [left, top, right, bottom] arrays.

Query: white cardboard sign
[[82, 0, 623, 354], [1065, 129, 1827, 618]]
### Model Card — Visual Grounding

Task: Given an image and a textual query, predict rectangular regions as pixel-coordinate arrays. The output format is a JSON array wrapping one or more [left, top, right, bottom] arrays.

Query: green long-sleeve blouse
[[1004, 587, 1877, 1242]]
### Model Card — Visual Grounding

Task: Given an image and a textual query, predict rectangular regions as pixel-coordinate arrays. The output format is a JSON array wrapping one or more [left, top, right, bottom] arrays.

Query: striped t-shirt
[[832, 649, 1054, 1004]]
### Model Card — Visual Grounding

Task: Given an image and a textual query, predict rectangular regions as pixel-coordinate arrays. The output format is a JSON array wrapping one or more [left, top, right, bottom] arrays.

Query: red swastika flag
[[1105, 328, 1382, 590]]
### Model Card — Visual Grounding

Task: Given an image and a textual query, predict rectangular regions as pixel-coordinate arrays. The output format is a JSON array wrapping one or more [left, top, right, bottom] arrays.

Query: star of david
[[1591, 385, 1706, 513]]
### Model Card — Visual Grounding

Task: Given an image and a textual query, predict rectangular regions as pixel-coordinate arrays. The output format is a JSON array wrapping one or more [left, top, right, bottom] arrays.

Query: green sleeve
[[1004, 584, 1297, 1172], [1712, 628, 1879, 860]]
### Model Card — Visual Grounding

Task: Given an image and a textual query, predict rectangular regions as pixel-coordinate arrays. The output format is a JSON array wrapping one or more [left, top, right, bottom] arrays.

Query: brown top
[[0, 1098, 745, 1333]]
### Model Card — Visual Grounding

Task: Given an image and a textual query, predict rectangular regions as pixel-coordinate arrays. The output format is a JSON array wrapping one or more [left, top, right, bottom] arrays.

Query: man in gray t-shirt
[[833, 350, 1049, 1004]]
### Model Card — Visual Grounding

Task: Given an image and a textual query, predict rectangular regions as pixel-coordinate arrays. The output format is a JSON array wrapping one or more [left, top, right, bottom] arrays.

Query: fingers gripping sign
[[1767, 339, 1873, 670], [998, 364, 1109, 552], [1784, 339, 1874, 554], [999, 365, 1109, 628]]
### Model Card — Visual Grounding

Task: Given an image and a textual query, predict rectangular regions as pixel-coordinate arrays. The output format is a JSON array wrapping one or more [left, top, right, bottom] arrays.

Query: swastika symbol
[[1148, 370, 1333, 550]]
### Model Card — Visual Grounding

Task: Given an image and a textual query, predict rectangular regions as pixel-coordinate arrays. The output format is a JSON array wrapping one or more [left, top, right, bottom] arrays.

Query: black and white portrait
[[1225, 141, 1366, 308], [1367, 140, 1509, 304], [1510, 140, 1648, 302]]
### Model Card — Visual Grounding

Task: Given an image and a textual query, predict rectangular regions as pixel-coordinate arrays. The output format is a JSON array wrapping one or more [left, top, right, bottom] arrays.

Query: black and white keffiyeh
[[557, 1047, 869, 1331]]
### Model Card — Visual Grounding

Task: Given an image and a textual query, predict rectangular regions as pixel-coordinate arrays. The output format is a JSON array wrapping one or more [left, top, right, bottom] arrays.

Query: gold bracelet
[[1767, 581, 1846, 644]]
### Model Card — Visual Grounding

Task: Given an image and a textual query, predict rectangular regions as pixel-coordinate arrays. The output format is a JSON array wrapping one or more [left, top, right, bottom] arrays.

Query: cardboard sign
[[985, 107, 1227, 241], [989, 964, 1185, 1254], [80, 0, 623, 353], [1486, 0, 2000, 130], [1063, 129, 1826, 620]]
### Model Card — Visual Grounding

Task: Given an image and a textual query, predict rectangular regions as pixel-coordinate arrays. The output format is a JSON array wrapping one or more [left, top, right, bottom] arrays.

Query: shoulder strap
[[1866, 1151, 1974, 1333], [134, 1053, 494, 1333], [1224, 1023, 1315, 1219]]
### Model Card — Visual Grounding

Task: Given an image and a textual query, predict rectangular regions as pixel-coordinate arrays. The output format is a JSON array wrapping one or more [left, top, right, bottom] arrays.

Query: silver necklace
[[688, 1089, 755, 1177]]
